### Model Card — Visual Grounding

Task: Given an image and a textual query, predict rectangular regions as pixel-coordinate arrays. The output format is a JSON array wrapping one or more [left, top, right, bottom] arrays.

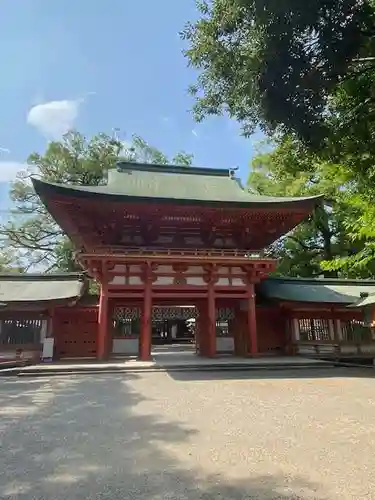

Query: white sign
[[42, 338, 54, 362]]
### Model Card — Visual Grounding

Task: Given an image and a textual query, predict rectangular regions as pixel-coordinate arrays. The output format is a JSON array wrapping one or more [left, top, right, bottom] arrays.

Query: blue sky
[[0, 0, 264, 215]]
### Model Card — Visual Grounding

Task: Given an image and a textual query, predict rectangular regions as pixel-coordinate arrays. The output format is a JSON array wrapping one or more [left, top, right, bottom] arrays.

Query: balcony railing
[[79, 246, 274, 260]]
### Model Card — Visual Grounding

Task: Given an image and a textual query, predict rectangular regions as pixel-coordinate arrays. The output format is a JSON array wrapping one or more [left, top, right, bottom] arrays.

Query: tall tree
[[249, 138, 357, 277], [182, 0, 375, 146], [320, 191, 375, 277], [1, 131, 193, 271]]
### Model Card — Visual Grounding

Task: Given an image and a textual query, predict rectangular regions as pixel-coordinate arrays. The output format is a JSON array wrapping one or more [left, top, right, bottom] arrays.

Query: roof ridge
[[116, 161, 231, 177], [0, 273, 86, 281]]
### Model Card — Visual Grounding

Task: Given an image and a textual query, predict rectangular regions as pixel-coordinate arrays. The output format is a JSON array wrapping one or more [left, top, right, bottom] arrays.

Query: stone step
[[0, 360, 337, 377]]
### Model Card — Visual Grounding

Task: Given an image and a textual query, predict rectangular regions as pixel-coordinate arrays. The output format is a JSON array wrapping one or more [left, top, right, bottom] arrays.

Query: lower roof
[[2, 273, 375, 309], [258, 277, 375, 305], [0, 273, 85, 305]]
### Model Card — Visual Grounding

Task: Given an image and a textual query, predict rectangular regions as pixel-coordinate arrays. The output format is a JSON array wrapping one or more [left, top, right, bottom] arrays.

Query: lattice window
[[341, 320, 372, 343], [152, 307, 198, 321], [298, 318, 330, 341], [216, 308, 235, 320], [216, 320, 231, 337], [113, 318, 141, 337], [114, 307, 141, 321], [0, 319, 42, 346]]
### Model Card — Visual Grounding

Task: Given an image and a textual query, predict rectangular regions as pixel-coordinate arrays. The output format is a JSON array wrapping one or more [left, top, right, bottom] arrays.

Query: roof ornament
[[229, 167, 238, 179]]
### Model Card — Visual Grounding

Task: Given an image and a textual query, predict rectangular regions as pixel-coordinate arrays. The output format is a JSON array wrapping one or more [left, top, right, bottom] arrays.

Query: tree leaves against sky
[[0, 131, 193, 272]]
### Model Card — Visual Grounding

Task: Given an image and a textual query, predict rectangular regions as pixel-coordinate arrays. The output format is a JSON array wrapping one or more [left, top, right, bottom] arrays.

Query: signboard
[[42, 338, 54, 362]]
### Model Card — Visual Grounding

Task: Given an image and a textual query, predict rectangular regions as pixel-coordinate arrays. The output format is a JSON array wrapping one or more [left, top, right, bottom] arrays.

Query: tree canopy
[[249, 134, 375, 278], [1, 131, 193, 272], [182, 0, 375, 146], [249, 138, 354, 277]]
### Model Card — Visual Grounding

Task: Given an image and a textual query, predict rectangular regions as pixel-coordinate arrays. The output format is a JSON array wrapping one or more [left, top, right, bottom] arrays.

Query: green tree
[[182, 0, 375, 145], [321, 192, 375, 277], [249, 138, 356, 277], [0, 250, 23, 273], [1, 131, 193, 271]]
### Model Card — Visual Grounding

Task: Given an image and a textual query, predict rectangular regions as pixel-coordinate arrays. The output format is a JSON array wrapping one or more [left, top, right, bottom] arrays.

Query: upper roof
[[0, 273, 85, 305], [258, 277, 375, 305], [32, 162, 323, 208]]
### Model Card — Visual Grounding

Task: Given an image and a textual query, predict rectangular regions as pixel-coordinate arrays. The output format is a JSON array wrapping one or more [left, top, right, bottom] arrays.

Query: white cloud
[[27, 99, 82, 139], [0, 162, 27, 182]]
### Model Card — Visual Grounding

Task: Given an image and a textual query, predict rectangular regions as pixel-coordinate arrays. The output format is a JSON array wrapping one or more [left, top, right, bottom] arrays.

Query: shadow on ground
[[0, 374, 324, 499]]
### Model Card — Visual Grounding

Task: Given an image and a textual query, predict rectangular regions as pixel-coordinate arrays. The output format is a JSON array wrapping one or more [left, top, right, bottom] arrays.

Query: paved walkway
[[1, 367, 375, 499]]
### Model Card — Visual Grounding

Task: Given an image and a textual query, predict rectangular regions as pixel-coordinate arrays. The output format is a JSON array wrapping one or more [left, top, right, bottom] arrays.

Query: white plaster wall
[[231, 278, 246, 286], [154, 277, 174, 285], [40, 320, 48, 343], [216, 337, 234, 353], [155, 265, 174, 273], [186, 277, 205, 286], [112, 338, 139, 355], [128, 276, 143, 285], [186, 266, 204, 274], [113, 264, 126, 273], [218, 267, 230, 275], [216, 278, 229, 286], [231, 267, 245, 274], [110, 275, 126, 285]]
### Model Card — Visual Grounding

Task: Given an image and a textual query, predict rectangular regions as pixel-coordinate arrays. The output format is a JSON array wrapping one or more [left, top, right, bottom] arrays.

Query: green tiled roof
[[348, 293, 375, 308], [32, 162, 323, 207], [259, 277, 375, 305], [0, 273, 85, 304]]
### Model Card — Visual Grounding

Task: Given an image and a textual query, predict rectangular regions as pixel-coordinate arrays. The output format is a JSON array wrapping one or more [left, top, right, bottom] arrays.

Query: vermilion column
[[97, 285, 109, 360], [139, 274, 152, 361], [247, 283, 258, 355], [106, 299, 114, 358], [196, 304, 208, 356], [207, 281, 216, 357]]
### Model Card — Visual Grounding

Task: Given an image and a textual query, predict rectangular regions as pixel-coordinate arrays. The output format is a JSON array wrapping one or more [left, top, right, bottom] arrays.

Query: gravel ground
[[1, 367, 375, 499]]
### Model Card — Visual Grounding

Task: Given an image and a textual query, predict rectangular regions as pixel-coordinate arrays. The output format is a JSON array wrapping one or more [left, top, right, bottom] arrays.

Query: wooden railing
[[295, 341, 375, 358], [79, 246, 274, 260]]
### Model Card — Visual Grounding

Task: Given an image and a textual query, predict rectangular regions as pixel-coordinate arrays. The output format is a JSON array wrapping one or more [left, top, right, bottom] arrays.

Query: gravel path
[[1, 367, 375, 499]]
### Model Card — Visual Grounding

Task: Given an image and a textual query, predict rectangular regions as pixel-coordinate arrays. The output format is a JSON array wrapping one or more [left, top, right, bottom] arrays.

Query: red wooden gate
[[54, 307, 98, 359], [256, 307, 287, 354]]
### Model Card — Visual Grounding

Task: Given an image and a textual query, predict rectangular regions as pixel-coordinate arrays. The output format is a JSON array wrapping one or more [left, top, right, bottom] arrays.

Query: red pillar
[[207, 282, 216, 357], [139, 275, 152, 361], [106, 299, 114, 358], [97, 285, 109, 360], [196, 304, 208, 356], [247, 283, 258, 355]]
